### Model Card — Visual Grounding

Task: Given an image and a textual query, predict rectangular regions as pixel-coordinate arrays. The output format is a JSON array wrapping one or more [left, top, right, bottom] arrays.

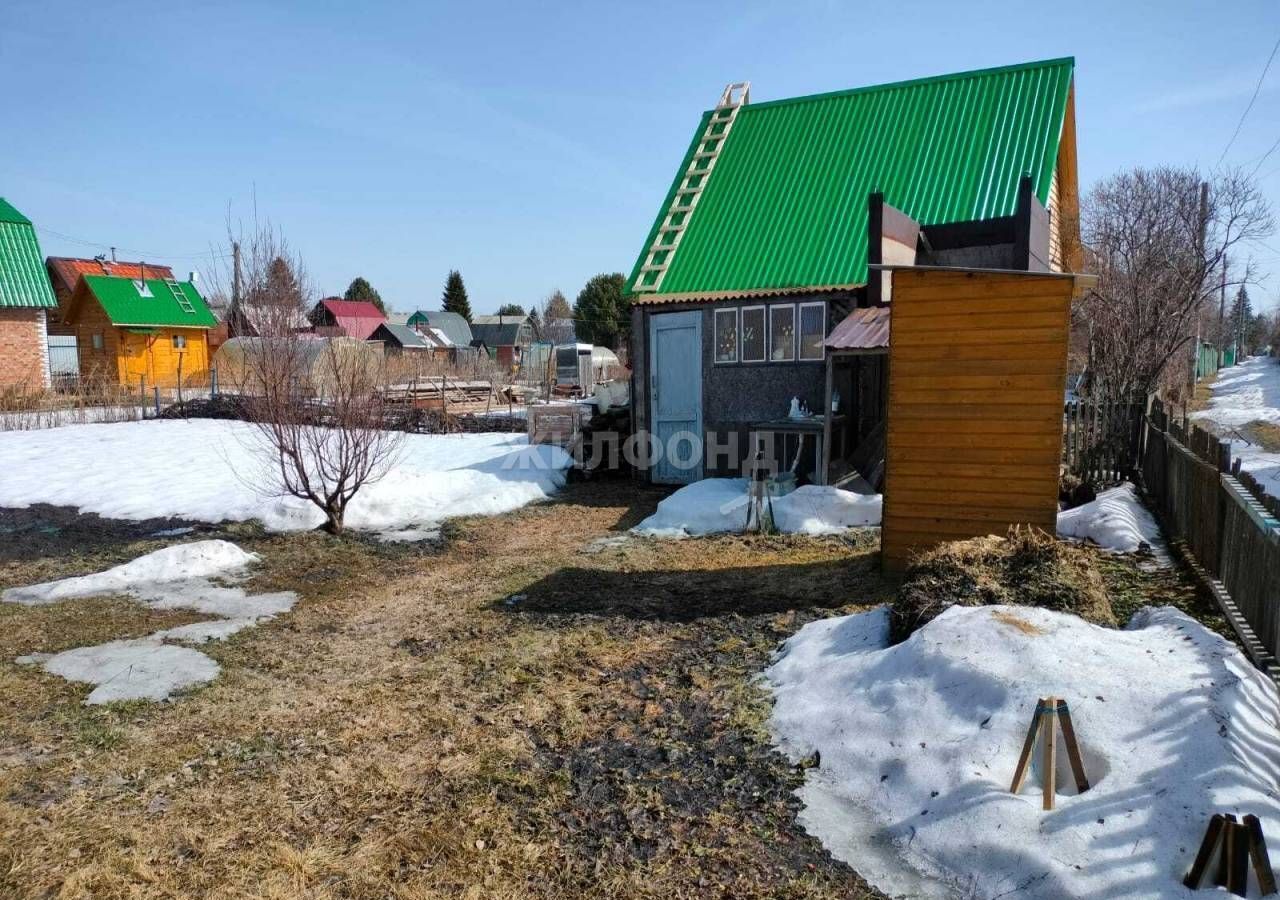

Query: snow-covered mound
[[1056, 482, 1162, 553], [634, 478, 882, 537], [3, 540, 257, 605], [6, 541, 298, 704], [767, 604, 1280, 899], [0, 420, 573, 532]]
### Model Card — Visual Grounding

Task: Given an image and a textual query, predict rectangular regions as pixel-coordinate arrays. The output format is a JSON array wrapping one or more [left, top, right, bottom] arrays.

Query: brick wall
[[0, 307, 49, 391]]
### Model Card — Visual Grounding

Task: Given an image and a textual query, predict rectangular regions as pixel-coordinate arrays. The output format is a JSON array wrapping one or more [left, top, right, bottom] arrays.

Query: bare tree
[[216, 218, 402, 533], [1075, 166, 1273, 405]]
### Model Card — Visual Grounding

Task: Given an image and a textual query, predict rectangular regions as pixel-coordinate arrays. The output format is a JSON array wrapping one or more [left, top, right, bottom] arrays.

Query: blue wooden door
[[649, 311, 703, 484]]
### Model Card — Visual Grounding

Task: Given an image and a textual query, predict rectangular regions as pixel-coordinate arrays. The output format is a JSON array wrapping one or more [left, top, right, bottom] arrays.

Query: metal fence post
[[153, 386, 161, 417]]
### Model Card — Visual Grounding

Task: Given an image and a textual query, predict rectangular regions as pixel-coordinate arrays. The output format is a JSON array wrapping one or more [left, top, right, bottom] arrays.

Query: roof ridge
[[728, 56, 1075, 115]]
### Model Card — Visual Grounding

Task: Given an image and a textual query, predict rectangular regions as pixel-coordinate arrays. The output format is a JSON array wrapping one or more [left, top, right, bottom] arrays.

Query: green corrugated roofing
[[627, 57, 1074, 296], [81, 275, 216, 328], [0, 197, 58, 309]]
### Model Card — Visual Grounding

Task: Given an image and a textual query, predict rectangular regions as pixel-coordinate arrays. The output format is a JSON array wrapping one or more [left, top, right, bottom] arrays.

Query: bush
[[889, 527, 1113, 643]]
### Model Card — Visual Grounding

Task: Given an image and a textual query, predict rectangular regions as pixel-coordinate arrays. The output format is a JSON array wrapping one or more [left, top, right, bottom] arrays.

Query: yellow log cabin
[[64, 273, 216, 388]]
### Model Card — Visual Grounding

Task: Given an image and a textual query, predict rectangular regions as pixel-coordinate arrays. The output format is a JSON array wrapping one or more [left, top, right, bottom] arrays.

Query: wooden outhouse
[[625, 58, 1081, 484]]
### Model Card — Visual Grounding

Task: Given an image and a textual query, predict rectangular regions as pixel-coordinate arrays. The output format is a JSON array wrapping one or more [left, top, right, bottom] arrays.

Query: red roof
[[314, 297, 386, 340], [825, 306, 890, 352], [47, 257, 176, 297]]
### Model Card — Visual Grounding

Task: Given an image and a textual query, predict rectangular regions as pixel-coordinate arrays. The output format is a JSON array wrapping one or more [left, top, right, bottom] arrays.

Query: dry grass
[[0, 482, 887, 899], [890, 527, 1114, 643]]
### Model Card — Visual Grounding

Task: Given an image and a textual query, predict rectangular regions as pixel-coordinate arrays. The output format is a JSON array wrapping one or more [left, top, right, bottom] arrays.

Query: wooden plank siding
[[882, 269, 1073, 569]]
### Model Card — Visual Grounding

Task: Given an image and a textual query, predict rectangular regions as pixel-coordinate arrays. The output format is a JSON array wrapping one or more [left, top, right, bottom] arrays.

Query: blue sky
[[3, 0, 1279, 313]]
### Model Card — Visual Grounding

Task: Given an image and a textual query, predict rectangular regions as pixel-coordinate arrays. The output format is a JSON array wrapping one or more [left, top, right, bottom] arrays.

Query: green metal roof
[[627, 57, 1074, 297], [81, 275, 216, 328], [0, 197, 58, 309]]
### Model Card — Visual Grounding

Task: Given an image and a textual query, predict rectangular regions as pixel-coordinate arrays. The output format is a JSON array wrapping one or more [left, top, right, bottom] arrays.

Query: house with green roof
[[0, 198, 58, 391], [65, 271, 217, 388], [625, 58, 1080, 484]]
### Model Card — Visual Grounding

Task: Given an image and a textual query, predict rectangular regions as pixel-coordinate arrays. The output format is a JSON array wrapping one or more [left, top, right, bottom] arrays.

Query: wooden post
[[1184, 814, 1227, 889], [1218, 814, 1238, 888], [1009, 699, 1043, 794], [1245, 814, 1278, 895], [1056, 700, 1090, 793], [1041, 695, 1057, 811], [821, 355, 834, 486]]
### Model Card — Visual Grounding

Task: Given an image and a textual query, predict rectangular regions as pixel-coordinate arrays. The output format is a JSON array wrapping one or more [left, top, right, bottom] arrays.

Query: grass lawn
[[1, 481, 895, 899], [0, 479, 1221, 899]]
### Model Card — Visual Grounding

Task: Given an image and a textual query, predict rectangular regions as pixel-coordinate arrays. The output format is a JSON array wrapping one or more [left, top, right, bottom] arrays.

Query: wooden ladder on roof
[[633, 81, 750, 293], [165, 278, 197, 315]]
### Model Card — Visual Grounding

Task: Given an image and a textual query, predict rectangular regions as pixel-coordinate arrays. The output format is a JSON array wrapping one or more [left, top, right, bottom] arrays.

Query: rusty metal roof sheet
[[825, 305, 890, 351]]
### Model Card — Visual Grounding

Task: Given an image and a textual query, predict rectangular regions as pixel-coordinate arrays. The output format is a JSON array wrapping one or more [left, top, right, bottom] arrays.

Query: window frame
[[739, 304, 767, 363], [713, 306, 739, 365], [797, 300, 827, 362], [172, 334, 187, 350], [768, 303, 797, 363]]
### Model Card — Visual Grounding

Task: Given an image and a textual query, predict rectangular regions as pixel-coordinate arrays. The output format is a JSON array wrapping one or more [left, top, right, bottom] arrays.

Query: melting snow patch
[[21, 639, 221, 705], [633, 478, 882, 537], [0, 420, 573, 533], [5, 540, 298, 704], [766, 604, 1280, 899], [1056, 482, 1163, 554], [376, 527, 442, 544]]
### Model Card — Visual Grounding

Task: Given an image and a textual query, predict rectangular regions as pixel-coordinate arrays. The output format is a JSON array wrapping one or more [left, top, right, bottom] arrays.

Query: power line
[[1217, 35, 1280, 169], [36, 226, 233, 261]]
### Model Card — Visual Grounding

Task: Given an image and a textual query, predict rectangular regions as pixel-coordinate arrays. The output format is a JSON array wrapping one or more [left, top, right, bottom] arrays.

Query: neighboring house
[[471, 314, 534, 369], [369, 321, 431, 355], [225, 298, 310, 340], [64, 274, 217, 387], [308, 298, 385, 340], [0, 199, 57, 391], [406, 310, 480, 365], [627, 58, 1080, 484], [407, 310, 473, 346], [46, 256, 177, 337]]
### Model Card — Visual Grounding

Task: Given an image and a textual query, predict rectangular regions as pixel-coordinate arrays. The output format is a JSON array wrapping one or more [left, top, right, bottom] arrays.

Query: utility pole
[[231, 241, 242, 306], [1219, 254, 1228, 366], [1192, 181, 1208, 393]]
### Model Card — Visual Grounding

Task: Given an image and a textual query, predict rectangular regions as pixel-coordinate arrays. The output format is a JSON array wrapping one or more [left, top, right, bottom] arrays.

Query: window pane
[[714, 309, 738, 363], [741, 308, 765, 362], [770, 305, 795, 361], [799, 304, 825, 360]]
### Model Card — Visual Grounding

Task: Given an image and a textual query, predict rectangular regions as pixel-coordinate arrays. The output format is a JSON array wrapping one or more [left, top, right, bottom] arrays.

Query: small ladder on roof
[[634, 81, 750, 293], [166, 278, 197, 314]]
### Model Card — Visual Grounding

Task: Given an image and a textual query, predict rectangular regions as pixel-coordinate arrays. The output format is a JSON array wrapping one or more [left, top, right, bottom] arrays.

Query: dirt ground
[[0, 481, 895, 900], [0, 478, 1222, 900]]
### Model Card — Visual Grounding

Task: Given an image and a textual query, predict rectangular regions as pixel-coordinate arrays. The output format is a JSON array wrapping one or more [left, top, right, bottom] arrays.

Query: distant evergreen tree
[[343, 276, 385, 315], [572, 273, 629, 349], [496, 303, 525, 316], [528, 305, 542, 339], [441, 270, 472, 323]]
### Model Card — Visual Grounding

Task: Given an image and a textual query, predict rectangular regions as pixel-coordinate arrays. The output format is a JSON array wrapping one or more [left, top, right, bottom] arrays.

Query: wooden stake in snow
[[1008, 696, 1090, 811], [1184, 812, 1277, 896]]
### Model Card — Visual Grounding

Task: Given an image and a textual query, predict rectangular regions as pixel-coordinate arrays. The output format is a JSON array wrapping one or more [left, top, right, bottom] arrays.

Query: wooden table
[[751, 415, 845, 485]]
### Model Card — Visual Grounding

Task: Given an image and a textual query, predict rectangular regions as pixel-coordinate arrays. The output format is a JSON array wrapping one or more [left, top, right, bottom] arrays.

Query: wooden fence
[[1061, 398, 1144, 484], [1142, 398, 1280, 675]]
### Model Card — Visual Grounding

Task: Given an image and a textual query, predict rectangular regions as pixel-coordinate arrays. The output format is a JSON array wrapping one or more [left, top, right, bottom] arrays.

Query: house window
[[798, 301, 826, 361], [714, 308, 738, 363], [769, 304, 795, 362], [740, 306, 766, 362], [92, 333, 104, 351], [172, 335, 187, 350]]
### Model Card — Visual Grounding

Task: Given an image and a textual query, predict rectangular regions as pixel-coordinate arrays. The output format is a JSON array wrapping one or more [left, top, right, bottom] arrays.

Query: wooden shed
[[880, 267, 1094, 570], [625, 58, 1080, 485], [64, 274, 216, 388]]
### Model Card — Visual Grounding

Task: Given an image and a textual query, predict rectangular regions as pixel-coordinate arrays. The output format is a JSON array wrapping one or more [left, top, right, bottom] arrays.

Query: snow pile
[[3, 540, 257, 605], [0, 420, 573, 532], [767, 604, 1280, 899], [1193, 356, 1280, 497], [6, 541, 298, 704], [1056, 482, 1162, 553], [634, 478, 882, 537]]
